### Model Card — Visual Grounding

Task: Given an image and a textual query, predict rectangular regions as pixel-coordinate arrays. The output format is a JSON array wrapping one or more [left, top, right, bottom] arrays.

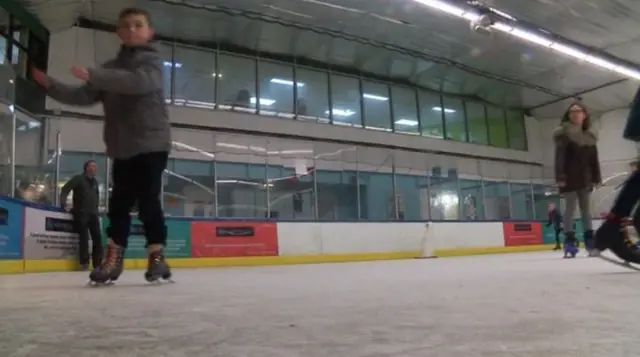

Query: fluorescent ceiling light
[[411, 1, 640, 81], [432, 106, 456, 113], [489, 20, 640, 80], [326, 109, 356, 117], [270, 78, 305, 87], [584, 56, 617, 70], [395, 119, 419, 126], [362, 93, 389, 101], [250, 97, 276, 106], [411, 0, 479, 21], [548, 42, 585, 59], [487, 7, 516, 21], [613, 66, 640, 79], [509, 28, 552, 47], [163, 61, 182, 68]]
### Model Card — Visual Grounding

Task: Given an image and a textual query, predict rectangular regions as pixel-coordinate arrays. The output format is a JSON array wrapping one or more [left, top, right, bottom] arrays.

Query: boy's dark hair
[[560, 102, 591, 131], [118, 7, 152, 25]]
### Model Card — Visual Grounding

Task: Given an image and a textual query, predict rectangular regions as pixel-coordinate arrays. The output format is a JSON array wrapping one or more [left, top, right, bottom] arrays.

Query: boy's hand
[[31, 67, 50, 88], [70, 66, 89, 81]]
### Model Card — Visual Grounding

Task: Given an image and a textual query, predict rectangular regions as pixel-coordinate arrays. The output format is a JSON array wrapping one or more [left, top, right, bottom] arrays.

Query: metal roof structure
[[17, 0, 640, 117]]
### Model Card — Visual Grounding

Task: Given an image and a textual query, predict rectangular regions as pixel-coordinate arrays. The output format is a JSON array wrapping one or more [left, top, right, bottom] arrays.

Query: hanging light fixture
[[410, 0, 640, 80]]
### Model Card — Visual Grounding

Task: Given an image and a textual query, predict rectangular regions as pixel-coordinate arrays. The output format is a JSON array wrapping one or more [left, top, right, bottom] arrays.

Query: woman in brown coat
[[554, 102, 601, 257]]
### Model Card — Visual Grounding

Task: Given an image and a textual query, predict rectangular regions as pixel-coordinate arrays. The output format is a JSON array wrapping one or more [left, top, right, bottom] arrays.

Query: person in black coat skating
[[546, 203, 563, 251]]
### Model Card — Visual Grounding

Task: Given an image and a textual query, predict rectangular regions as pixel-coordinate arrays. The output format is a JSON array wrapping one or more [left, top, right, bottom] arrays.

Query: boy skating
[[32, 7, 172, 283]]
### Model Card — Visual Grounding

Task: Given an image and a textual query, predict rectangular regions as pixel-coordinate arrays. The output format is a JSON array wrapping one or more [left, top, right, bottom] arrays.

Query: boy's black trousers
[[106, 152, 168, 249]]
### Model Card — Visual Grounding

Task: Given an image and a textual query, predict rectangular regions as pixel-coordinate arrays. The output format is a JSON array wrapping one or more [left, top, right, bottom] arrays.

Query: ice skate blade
[[145, 278, 175, 285], [598, 254, 640, 271], [87, 280, 115, 287]]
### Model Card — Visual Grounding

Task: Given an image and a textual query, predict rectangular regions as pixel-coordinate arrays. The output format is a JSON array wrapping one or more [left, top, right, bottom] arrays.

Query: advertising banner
[[101, 217, 191, 258], [503, 222, 542, 247], [190, 221, 278, 257], [0, 198, 23, 259], [23, 206, 79, 259]]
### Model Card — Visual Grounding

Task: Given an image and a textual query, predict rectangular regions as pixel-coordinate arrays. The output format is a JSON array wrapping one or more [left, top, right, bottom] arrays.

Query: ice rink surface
[[2, 252, 640, 357]]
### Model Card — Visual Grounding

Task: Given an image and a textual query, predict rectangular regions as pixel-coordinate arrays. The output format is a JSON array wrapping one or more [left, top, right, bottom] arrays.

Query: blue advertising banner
[[0, 197, 23, 259]]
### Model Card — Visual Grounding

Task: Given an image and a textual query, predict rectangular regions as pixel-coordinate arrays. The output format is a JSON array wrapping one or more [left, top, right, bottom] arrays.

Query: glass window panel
[[391, 86, 419, 135], [258, 61, 294, 117], [459, 179, 483, 220], [11, 21, 27, 47], [507, 110, 527, 150], [359, 171, 394, 220], [217, 54, 257, 113], [215, 161, 266, 218], [0, 36, 8, 65], [418, 90, 444, 138], [9, 45, 26, 76], [394, 174, 425, 220], [465, 101, 489, 145], [313, 142, 358, 221], [315, 169, 356, 221], [510, 183, 533, 219], [442, 96, 465, 141], [295, 67, 329, 123], [362, 80, 391, 131], [357, 147, 394, 220], [429, 177, 459, 220], [487, 106, 508, 148], [173, 45, 216, 109], [164, 159, 214, 217], [483, 181, 510, 219], [330, 74, 361, 127], [155, 42, 174, 102]]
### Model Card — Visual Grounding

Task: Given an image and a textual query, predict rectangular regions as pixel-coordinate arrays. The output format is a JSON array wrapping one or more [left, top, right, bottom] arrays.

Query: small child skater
[[32, 7, 172, 283]]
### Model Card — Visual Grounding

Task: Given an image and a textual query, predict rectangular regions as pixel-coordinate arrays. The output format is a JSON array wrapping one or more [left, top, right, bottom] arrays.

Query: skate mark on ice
[[598, 255, 640, 272]]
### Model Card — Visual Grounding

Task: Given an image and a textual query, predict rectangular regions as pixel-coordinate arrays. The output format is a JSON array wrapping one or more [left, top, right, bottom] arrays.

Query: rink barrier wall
[[0, 196, 604, 274]]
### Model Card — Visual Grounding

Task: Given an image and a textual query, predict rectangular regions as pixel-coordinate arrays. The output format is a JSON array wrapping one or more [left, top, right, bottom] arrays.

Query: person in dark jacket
[[546, 203, 563, 251], [554, 102, 601, 257], [593, 89, 640, 264], [60, 160, 103, 270]]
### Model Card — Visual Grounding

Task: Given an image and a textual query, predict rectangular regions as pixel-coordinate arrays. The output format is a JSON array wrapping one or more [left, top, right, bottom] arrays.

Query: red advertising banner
[[502, 222, 542, 247], [190, 221, 279, 257]]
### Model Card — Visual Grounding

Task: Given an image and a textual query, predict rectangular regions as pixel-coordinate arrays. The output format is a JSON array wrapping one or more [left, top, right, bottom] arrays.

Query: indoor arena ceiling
[[16, 0, 640, 117]]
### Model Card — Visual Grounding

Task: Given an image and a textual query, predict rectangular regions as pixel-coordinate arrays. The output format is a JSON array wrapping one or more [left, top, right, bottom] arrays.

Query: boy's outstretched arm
[[86, 53, 163, 95], [32, 67, 101, 106], [47, 79, 102, 106]]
